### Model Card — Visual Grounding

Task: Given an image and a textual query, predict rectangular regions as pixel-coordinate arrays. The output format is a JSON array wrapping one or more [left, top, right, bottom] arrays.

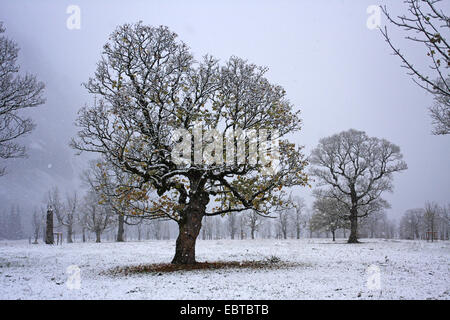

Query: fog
[[0, 0, 449, 228]]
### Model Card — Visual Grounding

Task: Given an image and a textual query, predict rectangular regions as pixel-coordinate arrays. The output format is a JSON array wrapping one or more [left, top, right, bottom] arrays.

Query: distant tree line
[[2, 191, 445, 243], [399, 202, 449, 241]]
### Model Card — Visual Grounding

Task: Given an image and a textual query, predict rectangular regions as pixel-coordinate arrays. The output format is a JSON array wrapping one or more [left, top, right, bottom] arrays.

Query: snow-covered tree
[[424, 201, 440, 241], [245, 210, 262, 240], [81, 191, 115, 243], [292, 196, 306, 239], [71, 23, 308, 264], [227, 212, 238, 239], [310, 129, 407, 243], [0, 22, 45, 176], [276, 206, 291, 240], [31, 208, 42, 244], [381, 1, 449, 135], [45, 187, 78, 242], [399, 208, 424, 239], [82, 159, 149, 242], [310, 197, 348, 241]]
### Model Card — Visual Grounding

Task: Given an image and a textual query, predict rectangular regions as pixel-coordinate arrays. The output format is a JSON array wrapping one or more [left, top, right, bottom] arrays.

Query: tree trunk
[[348, 208, 359, 243], [171, 188, 209, 265], [95, 230, 101, 243], [251, 228, 255, 240], [82, 227, 86, 242], [117, 214, 125, 242], [172, 211, 203, 264], [45, 208, 54, 245], [67, 224, 73, 243], [332, 230, 336, 242]]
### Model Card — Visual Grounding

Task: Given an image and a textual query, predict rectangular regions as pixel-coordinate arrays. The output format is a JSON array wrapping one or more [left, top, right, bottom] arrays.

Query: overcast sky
[[0, 0, 448, 222]]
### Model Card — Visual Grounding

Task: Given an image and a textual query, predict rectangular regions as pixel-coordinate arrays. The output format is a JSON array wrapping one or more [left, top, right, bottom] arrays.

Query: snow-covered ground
[[0, 238, 448, 300]]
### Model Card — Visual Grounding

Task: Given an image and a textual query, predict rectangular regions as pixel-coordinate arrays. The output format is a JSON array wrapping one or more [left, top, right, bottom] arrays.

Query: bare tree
[[45, 187, 77, 242], [292, 196, 306, 239], [31, 208, 42, 244], [79, 206, 88, 243], [399, 208, 424, 239], [150, 219, 163, 240], [429, 78, 450, 135], [438, 204, 449, 240], [0, 23, 45, 175], [64, 192, 78, 243], [71, 23, 308, 264], [245, 210, 262, 240], [202, 216, 214, 240], [239, 215, 246, 240], [424, 201, 440, 241], [81, 159, 153, 243], [310, 197, 348, 241], [227, 212, 238, 239], [82, 191, 114, 243], [214, 217, 224, 240], [49, 191, 78, 243], [379, 213, 397, 239], [381, 0, 449, 135], [45, 187, 63, 226], [277, 207, 290, 240], [398, 203, 450, 240], [361, 210, 386, 238], [310, 129, 407, 243]]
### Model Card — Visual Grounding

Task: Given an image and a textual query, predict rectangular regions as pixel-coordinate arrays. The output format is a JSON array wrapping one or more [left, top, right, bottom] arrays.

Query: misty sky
[[0, 0, 449, 222]]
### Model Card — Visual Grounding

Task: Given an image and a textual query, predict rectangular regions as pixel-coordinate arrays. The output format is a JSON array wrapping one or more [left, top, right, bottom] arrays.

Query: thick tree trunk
[[172, 211, 203, 264], [67, 225, 73, 243], [45, 208, 54, 245], [82, 227, 86, 242], [117, 214, 125, 242], [348, 208, 359, 243], [251, 229, 255, 240], [171, 187, 209, 265], [332, 230, 336, 242], [95, 230, 101, 243]]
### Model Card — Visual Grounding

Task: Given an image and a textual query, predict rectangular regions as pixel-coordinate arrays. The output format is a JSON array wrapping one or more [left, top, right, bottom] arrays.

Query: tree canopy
[[71, 22, 308, 263]]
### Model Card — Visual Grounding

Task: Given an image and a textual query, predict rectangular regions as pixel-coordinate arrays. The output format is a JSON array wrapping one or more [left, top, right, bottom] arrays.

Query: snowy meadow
[[0, 0, 449, 305], [0, 239, 448, 300]]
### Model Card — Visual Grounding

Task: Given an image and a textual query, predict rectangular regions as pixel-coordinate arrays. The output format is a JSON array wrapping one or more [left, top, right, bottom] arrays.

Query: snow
[[0, 238, 448, 300]]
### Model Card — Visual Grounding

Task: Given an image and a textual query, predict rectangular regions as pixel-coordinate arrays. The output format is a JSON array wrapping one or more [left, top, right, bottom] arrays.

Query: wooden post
[[45, 206, 54, 245]]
